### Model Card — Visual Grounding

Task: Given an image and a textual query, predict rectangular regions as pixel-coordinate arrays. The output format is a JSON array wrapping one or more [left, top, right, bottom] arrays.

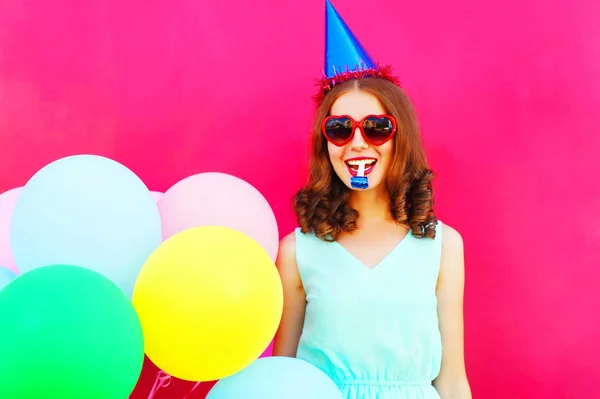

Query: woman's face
[[326, 89, 394, 192]]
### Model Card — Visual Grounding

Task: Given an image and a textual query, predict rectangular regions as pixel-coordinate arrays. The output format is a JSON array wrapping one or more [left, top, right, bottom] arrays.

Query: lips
[[345, 157, 377, 176]]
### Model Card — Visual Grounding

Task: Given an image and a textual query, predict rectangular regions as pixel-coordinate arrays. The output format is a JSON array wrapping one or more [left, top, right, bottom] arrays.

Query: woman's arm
[[433, 224, 472, 398], [272, 232, 306, 357]]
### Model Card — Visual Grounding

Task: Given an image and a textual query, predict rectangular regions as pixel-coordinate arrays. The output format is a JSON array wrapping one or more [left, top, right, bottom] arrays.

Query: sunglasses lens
[[324, 117, 353, 145], [363, 116, 395, 145]]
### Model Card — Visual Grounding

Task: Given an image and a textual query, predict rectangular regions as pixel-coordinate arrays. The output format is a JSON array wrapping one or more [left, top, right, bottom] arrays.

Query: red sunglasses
[[321, 114, 397, 147]]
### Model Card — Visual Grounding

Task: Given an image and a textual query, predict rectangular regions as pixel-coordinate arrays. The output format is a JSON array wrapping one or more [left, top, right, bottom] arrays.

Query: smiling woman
[[274, 75, 464, 399], [271, 1, 471, 399]]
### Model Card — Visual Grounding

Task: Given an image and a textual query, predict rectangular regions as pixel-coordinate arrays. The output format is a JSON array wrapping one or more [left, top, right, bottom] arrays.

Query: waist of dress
[[333, 378, 432, 387]]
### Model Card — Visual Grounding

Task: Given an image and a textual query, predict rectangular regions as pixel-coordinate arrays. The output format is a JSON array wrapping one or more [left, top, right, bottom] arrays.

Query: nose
[[349, 127, 368, 151]]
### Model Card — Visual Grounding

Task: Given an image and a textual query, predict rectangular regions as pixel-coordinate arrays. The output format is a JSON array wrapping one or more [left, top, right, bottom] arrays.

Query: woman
[[272, 2, 472, 398]]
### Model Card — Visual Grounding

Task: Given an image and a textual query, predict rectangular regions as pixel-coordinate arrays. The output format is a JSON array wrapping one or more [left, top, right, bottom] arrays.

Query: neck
[[349, 186, 392, 223]]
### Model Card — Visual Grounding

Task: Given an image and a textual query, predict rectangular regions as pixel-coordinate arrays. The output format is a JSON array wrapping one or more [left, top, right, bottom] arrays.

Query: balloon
[[0, 265, 144, 399], [206, 357, 343, 399], [158, 172, 279, 261], [132, 226, 283, 382], [150, 191, 163, 203], [10, 154, 162, 297], [0, 187, 22, 273], [0, 265, 17, 291]]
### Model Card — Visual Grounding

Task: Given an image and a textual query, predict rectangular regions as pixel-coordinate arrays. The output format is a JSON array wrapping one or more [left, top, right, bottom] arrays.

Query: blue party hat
[[324, 0, 375, 77], [315, 0, 400, 103]]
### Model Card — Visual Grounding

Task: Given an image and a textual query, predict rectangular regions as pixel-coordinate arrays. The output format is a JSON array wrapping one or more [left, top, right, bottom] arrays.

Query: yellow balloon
[[132, 226, 283, 382]]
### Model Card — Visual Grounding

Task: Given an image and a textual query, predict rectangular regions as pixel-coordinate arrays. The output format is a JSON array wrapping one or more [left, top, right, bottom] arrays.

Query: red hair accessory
[[312, 64, 401, 105]]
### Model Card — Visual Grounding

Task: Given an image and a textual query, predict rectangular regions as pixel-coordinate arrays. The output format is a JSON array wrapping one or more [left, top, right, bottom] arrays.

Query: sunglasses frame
[[321, 114, 397, 147]]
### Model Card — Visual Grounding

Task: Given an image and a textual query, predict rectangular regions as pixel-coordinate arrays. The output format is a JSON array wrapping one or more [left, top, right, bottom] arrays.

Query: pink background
[[1, 0, 599, 398]]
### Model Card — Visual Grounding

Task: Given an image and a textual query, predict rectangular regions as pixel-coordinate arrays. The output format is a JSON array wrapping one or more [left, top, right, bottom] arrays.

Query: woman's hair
[[294, 78, 437, 241]]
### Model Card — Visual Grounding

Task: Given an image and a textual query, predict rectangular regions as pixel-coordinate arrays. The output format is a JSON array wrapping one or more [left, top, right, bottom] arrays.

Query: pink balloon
[[150, 191, 164, 203], [0, 187, 23, 273], [158, 172, 279, 261]]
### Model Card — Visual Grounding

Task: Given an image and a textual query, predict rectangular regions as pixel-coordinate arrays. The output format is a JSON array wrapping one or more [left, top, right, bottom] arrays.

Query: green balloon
[[0, 265, 144, 399]]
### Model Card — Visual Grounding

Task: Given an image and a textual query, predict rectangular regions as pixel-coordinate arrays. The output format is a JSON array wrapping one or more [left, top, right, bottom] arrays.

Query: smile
[[345, 158, 377, 176]]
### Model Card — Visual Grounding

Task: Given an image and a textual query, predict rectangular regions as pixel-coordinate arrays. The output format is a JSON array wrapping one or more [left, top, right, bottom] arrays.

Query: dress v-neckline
[[332, 229, 412, 271]]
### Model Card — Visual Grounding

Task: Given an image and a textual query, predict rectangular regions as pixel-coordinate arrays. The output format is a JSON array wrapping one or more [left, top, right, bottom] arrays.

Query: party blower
[[351, 162, 368, 189]]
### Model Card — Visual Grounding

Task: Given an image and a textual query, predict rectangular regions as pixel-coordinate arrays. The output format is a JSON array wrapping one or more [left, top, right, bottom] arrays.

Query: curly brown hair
[[294, 77, 437, 241]]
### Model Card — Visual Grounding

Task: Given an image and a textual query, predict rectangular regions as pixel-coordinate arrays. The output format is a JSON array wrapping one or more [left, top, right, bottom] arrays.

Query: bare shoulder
[[440, 222, 465, 274], [441, 222, 463, 248], [276, 230, 303, 290], [277, 230, 297, 264]]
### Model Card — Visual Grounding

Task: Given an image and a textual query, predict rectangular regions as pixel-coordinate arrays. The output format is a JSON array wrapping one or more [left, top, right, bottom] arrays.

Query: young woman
[[272, 3, 471, 398]]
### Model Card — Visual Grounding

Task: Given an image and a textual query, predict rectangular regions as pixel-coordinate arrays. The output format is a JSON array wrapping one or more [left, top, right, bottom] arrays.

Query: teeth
[[346, 159, 376, 166]]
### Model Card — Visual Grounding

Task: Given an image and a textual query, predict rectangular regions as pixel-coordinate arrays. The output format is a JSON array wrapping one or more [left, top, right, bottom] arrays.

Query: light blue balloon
[[206, 357, 343, 399], [10, 154, 162, 297], [0, 266, 17, 291]]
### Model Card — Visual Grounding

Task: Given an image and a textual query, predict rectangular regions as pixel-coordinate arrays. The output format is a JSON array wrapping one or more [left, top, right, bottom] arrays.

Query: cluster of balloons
[[0, 154, 342, 399]]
